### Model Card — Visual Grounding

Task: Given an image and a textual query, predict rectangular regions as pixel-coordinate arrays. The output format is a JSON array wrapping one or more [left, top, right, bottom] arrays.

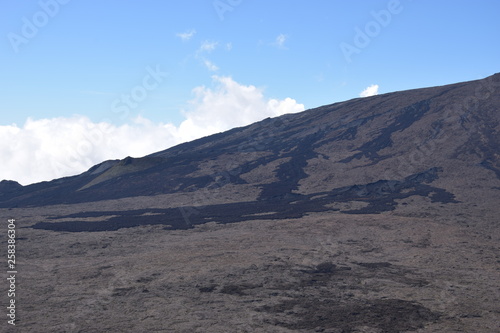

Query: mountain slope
[[2, 74, 499, 333], [1, 74, 499, 223]]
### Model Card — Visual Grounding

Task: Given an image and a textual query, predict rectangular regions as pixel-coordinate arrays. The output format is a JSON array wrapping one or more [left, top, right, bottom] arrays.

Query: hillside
[[2, 74, 499, 229], [0, 74, 499, 332]]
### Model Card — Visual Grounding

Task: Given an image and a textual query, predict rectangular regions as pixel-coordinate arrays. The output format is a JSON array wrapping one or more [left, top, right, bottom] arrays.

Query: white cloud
[[203, 59, 219, 72], [176, 29, 196, 41], [0, 117, 179, 186], [359, 84, 379, 97], [199, 41, 218, 53], [195, 41, 219, 72], [178, 76, 304, 141], [273, 34, 288, 49], [1, 77, 304, 185]]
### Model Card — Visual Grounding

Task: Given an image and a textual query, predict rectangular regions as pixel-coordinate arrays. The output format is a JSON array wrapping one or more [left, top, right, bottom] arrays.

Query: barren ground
[[1, 203, 498, 332]]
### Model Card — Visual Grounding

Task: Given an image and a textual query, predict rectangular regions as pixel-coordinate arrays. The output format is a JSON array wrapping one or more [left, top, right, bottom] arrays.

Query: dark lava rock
[[262, 298, 440, 333], [314, 262, 337, 273]]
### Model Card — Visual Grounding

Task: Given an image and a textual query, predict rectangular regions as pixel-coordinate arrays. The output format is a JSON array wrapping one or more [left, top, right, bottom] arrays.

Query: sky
[[1, 0, 499, 185]]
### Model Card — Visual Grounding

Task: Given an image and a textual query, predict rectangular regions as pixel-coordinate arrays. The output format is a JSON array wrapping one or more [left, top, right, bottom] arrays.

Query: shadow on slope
[[30, 167, 457, 232]]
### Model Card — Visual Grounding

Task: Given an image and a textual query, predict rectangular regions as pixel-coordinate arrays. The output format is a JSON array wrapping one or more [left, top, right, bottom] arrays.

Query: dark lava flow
[[30, 167, 457, 232]]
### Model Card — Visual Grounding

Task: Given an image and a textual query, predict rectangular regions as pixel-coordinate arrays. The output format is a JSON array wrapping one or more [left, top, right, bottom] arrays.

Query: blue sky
[[1, 0, 499, 185]]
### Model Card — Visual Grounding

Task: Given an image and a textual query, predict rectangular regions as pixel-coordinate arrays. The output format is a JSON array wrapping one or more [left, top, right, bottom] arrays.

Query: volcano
[[1, 74, 499, 332]]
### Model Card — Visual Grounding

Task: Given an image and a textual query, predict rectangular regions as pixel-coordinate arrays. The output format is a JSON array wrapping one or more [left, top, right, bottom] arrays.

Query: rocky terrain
[[1, 73, 499, 332]]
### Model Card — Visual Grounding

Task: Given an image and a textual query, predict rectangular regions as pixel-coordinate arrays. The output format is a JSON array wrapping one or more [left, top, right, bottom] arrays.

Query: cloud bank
[[1, 77, 304, 185], [359, 84, 379, 97]]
